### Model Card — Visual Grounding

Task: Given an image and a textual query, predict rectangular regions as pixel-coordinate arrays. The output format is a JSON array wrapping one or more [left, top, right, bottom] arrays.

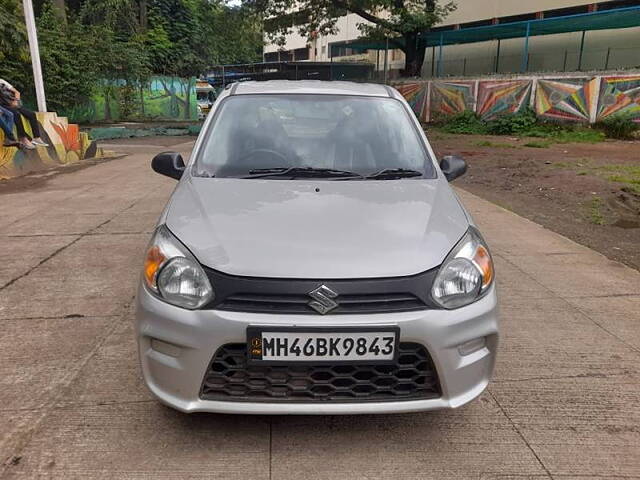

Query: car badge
[[308, 285, 339, 314]]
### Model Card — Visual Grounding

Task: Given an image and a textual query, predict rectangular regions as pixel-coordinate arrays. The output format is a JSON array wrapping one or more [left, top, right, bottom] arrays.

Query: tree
[[1, 0, 263, 121], [0, 0, 31, 93], [195, 2, 263, 66], [253, 0, 456, 76]]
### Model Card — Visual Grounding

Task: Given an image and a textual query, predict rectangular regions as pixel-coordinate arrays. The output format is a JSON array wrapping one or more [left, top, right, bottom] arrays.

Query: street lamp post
[[22, 0, 47, 112]]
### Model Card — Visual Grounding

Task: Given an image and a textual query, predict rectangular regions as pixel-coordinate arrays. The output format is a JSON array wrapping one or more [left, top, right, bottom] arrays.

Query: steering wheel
[[238, 148, 290, 166]]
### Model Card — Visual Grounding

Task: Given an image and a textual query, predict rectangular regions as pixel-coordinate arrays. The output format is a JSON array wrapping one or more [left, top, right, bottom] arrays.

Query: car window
[[195, 94, 435, 178]]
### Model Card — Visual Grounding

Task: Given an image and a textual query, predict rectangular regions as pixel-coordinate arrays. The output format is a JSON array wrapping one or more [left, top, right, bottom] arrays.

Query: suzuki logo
[[308, 285, 339, 314]]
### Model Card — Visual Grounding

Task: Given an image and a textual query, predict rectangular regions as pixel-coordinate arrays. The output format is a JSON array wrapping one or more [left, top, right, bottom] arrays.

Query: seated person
[[0, 78, 48, 149], [0, 105, 19, 147]]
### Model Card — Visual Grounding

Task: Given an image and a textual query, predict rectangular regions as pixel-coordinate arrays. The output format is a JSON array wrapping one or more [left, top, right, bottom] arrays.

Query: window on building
[[597, 0, 640, 11], [499, 12, 537, 24], [330, 46, 355, 58], [459, 18, 494, 28], [280, 50, 293, 62], [544, 5, 590, 18], [293, 47, 310, 61]]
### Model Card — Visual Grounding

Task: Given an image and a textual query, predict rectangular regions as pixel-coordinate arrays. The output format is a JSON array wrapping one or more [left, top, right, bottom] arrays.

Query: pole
[[437, 33, 444, 77], [604, 47, 611, 70], [23, 0, 47, 112], [431, 46, 436, 77], [520, 21, 530, 73], [221, 65, 225, 88], [495, 39, 501, 73], [563, 50, 568, 71], [384, 37, 389, 83], [462, 58, 467, 76], [376, 49, 380, 81], [578, 30, 586, 71]]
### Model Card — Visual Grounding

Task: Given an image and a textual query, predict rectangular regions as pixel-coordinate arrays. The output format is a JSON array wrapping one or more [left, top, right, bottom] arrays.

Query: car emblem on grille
[[308, 285, 339, 314]]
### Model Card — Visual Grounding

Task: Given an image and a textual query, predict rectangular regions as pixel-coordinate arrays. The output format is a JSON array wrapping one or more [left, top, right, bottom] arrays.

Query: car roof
[[231, 80, 392, 97]]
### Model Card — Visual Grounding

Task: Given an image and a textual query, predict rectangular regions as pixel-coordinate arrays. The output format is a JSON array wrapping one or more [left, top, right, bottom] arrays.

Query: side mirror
[[439, 155, 467, 182], [152, 152, 185, 180]]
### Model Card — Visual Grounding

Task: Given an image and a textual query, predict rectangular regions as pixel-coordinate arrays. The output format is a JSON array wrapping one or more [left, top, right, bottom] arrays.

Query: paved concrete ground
[[1, 139, 639, 479]]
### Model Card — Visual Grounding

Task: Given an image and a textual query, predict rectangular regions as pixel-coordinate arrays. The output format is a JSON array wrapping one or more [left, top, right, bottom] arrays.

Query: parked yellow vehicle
[[196, 81, 216, 120]]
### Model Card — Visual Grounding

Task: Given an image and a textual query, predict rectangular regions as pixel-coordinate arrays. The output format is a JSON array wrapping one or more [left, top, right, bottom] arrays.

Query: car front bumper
[[135, 284, 499, 414]]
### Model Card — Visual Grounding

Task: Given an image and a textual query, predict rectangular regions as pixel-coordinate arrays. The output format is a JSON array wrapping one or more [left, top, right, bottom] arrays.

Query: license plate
[[246, 327, 399, 364]]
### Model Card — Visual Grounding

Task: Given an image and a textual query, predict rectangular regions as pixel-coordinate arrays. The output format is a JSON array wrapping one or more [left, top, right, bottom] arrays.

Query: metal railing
[[421, 46, 640, 78]]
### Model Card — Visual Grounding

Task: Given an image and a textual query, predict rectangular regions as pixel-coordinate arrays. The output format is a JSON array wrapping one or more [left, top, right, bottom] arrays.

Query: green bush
[[439, 111, 487, 134], [597, 112, 640, 139], [485, 108, 538, 135]]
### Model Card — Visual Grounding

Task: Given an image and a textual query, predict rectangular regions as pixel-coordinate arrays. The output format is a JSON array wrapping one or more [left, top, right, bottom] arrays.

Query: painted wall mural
[[430, 81, 475, 120], [597, 75, 640, 122], [395, 83, 428, 122], [60, 76, 198, 124], [395, 73, 640, 125], [476, 80, 532, 121], [0, 112, 103, 180], [535, 78, 598, 122]]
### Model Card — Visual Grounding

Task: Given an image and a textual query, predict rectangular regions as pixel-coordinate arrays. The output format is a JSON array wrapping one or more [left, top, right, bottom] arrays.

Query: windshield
[[194, 94, 435, 179]]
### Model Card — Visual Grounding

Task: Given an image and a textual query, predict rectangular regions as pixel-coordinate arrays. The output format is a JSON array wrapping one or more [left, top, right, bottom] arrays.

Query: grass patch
[[588, 196, 605, 225], [524, 141, 551, 148], [551, 129, 605, 144], [474, 140, 518, 149], [594, 165, 640, 193], [607, 174, 640, 193], [436, 108, 608, 142]]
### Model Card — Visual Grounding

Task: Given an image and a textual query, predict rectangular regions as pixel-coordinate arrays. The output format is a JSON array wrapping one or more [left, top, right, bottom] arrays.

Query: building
[[262, 0, 640, 76]]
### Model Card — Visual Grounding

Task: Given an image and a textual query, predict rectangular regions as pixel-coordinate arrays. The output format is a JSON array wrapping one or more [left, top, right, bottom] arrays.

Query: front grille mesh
[[200, 342, 440, 402]]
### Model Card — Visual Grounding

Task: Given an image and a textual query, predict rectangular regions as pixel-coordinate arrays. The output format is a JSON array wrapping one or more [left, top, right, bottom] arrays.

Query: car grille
[[218, 293, 426, 314], [201, 266, 440, 314], [200, 342, 440, 402]]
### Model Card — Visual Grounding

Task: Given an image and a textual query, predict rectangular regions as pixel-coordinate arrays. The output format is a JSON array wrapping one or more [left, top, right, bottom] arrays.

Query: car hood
[[165, 177, 469, 278]]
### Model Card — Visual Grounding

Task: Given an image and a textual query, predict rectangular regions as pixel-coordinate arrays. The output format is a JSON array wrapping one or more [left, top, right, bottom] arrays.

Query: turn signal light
[[473, 245, 494, 290], [144, 245, 166, 289]]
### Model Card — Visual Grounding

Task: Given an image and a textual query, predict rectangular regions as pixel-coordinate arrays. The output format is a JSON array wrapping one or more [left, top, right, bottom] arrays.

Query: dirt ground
[[429, 130, 640, 270]]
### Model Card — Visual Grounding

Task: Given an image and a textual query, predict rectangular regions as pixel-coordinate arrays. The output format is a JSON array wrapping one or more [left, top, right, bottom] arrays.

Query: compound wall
[[60, 76, 198, 124], [394, 73, 640, 124], [0, 112, 104, 179]]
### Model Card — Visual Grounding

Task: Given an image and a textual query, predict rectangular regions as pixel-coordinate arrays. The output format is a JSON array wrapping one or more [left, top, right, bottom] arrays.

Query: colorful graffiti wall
[[395, 83, 428, 122], [477, 80, 532, 121], [61, 76, 198, 124], [535, 78, 598, 122], [597, 75, 640, 122], [0, 112, 103, 179], [394, 73, 640, 124], [430, 81, 475, 121]]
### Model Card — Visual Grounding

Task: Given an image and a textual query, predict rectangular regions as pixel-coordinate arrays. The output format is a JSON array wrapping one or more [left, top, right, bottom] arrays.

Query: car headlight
[[142, 225, 213, 309], [432, 227, 494, 309]]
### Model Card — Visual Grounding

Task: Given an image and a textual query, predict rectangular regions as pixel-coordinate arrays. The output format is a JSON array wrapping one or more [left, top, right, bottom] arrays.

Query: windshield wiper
[[243, 167, 363, 179], [365, 168, 423, 180]]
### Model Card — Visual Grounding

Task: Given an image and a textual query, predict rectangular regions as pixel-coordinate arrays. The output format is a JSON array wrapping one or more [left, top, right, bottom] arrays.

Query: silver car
[[136, 80, 498, 414]]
